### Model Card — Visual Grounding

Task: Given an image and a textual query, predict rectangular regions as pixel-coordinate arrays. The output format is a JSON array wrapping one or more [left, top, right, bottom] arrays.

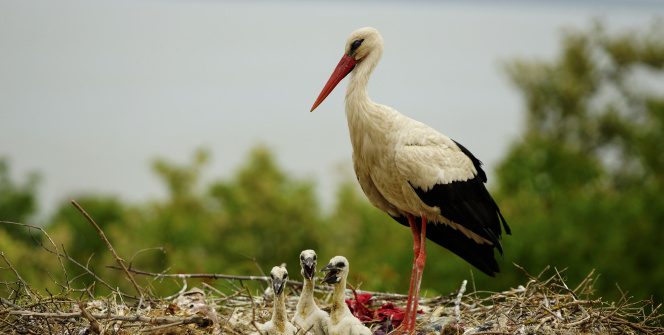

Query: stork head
[[320, 255, 349, 285], [270, 266, 289, 298], [299, 249, 318, 280], [310, 27, 383, 112]]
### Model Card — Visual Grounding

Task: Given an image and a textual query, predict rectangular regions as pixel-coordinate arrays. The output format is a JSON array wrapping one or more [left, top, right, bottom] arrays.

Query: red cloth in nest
[[345, 293, 424, 328]]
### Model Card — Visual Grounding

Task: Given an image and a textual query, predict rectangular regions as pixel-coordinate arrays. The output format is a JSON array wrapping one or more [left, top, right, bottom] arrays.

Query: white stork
[[321, 256, 372, 335], [310, 27, 510, 333], [292, 250, 330, 335], [258, 266, 297, 335]]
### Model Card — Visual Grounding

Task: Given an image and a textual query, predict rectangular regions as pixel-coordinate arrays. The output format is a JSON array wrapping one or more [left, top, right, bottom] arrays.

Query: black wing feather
[[396, 140, 510, 277]]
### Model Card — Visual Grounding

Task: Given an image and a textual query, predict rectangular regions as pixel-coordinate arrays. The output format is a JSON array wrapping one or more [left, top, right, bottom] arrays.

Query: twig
[[1, 297, 25, 310], [108, 266, 275, 283], [608, 315, 655, 335], [245, 284, 264, 335], [160, 275, 189, 301], [42, 242, 139, 300], [201, 282, 228, 299], [573, 269, 596, 295], [140, 320, 188, 333], [454, 279, 467, 324], [0, 221, 70, 292], [128, 247, 164, 269], [71, 200, 144, 300], [108, 266, 415, 299], [0, 252, 33, 302], [8, 309, 208, 325], [78, 300, 101, 334]]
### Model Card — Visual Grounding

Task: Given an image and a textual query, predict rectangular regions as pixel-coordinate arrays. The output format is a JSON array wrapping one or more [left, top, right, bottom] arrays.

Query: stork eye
[[313, 255, 317, 260], [282, 273, 288, 280], [336, 262, 345, 268], [300, 255, 304, 260], [350, 39, 363, 52]]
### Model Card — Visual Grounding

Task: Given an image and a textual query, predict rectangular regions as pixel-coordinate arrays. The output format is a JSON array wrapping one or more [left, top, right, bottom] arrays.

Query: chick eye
[[313, 255, 317, 260], [282, 273, 288, 280], [336, 262, 345, 268], [300, 255, 304, 260], [350, 39, 363, 52]]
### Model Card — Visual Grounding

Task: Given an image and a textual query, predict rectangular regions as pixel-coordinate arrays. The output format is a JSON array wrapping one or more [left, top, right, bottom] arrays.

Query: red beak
[[310, 53, 358, 112]]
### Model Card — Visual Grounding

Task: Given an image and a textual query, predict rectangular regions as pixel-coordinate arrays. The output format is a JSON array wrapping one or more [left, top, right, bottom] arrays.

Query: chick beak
[[303, 258, 316, 280], [321, 264, 341, 284], [272, 278, 285, 297]]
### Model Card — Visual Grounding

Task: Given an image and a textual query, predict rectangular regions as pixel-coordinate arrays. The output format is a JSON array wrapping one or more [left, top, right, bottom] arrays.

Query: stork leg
[[399, 213, 427, 334]]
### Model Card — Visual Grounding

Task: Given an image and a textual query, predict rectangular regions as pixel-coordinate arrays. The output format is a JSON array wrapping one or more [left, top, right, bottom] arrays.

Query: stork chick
[[321, 256, 372, 335], [258, 266, 297, 335], [293, 250, 330, 335]]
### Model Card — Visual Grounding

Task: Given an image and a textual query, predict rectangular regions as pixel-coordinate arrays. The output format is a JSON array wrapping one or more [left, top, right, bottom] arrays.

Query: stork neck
[[297, 277, 316, 314], [345, 62, 372, 107], [331, 277, 350, 320], [273, 293, 288, 328]]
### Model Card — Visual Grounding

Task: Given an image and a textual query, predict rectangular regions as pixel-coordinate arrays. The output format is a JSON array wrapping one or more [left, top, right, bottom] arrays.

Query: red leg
[[398, 213, 424, 334], [409, 215, 427, 328]]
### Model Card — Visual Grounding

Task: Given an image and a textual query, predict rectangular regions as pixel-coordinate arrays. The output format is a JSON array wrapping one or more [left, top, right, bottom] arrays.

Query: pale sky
[[1, 0, 662, 219]]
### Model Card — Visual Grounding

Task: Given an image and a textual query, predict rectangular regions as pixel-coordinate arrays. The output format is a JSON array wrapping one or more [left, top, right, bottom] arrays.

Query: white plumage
[[258, 266, 297, 335], [311, 27, 510, 333], [320, 256, 372, 335], [292, 250, 330, 335]]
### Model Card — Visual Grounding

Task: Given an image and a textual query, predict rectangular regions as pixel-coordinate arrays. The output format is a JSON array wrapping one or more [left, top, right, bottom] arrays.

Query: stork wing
[[395, 136, 509, 263], [394, 138, 478, 190]]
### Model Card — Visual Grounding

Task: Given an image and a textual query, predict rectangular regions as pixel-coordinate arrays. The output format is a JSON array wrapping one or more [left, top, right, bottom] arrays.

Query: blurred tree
[[0, 158, 40, 242], [496, 19, 664, 303], [209, 145, 324, 279], [148, 148, 214, 250]]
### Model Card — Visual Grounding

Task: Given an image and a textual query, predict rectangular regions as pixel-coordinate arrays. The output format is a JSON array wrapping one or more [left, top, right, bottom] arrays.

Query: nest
[[2, 264, 662, 334]]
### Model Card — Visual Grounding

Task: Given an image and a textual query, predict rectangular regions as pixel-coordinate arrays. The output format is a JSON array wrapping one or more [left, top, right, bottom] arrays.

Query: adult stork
[[310, 27, 510, 333]]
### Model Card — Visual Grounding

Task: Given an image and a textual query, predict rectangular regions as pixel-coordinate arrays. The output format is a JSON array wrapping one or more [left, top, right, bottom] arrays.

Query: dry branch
[[71, 200, 144, 300], [107, 266, 415, 299], [7, 309, 208, 325]]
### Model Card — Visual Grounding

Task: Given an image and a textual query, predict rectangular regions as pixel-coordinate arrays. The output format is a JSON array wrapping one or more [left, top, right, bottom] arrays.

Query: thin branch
[[128, 247, 164, 269], [77, 300, 101, 334], [7, 309, 208, 325], [46, 244, 139, 300], [107, 266, 414, 299], [71, 200, 144, 300], [0, 252, 33, 302], [454, 279, 467, 324], [0, 221, 69, 292], [245, 284, 265, 335]]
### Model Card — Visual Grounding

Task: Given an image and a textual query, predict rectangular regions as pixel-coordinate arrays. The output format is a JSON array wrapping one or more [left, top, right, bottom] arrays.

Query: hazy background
[[2, 0, 663, 218]]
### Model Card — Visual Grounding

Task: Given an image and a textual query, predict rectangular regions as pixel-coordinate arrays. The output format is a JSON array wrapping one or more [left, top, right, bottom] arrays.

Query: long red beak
[[310, 53, 358, 112]]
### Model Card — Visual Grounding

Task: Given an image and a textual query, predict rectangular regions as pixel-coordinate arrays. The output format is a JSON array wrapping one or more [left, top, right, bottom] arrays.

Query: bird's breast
[[350, 131, 415, 214], [346, 107, 446, 218]]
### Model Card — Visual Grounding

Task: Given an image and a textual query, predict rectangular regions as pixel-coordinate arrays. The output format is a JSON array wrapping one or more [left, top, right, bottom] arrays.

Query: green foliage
[[0, 158, 40, 242], [208, 145, 324, 277], [496, 19, 664, 304]]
